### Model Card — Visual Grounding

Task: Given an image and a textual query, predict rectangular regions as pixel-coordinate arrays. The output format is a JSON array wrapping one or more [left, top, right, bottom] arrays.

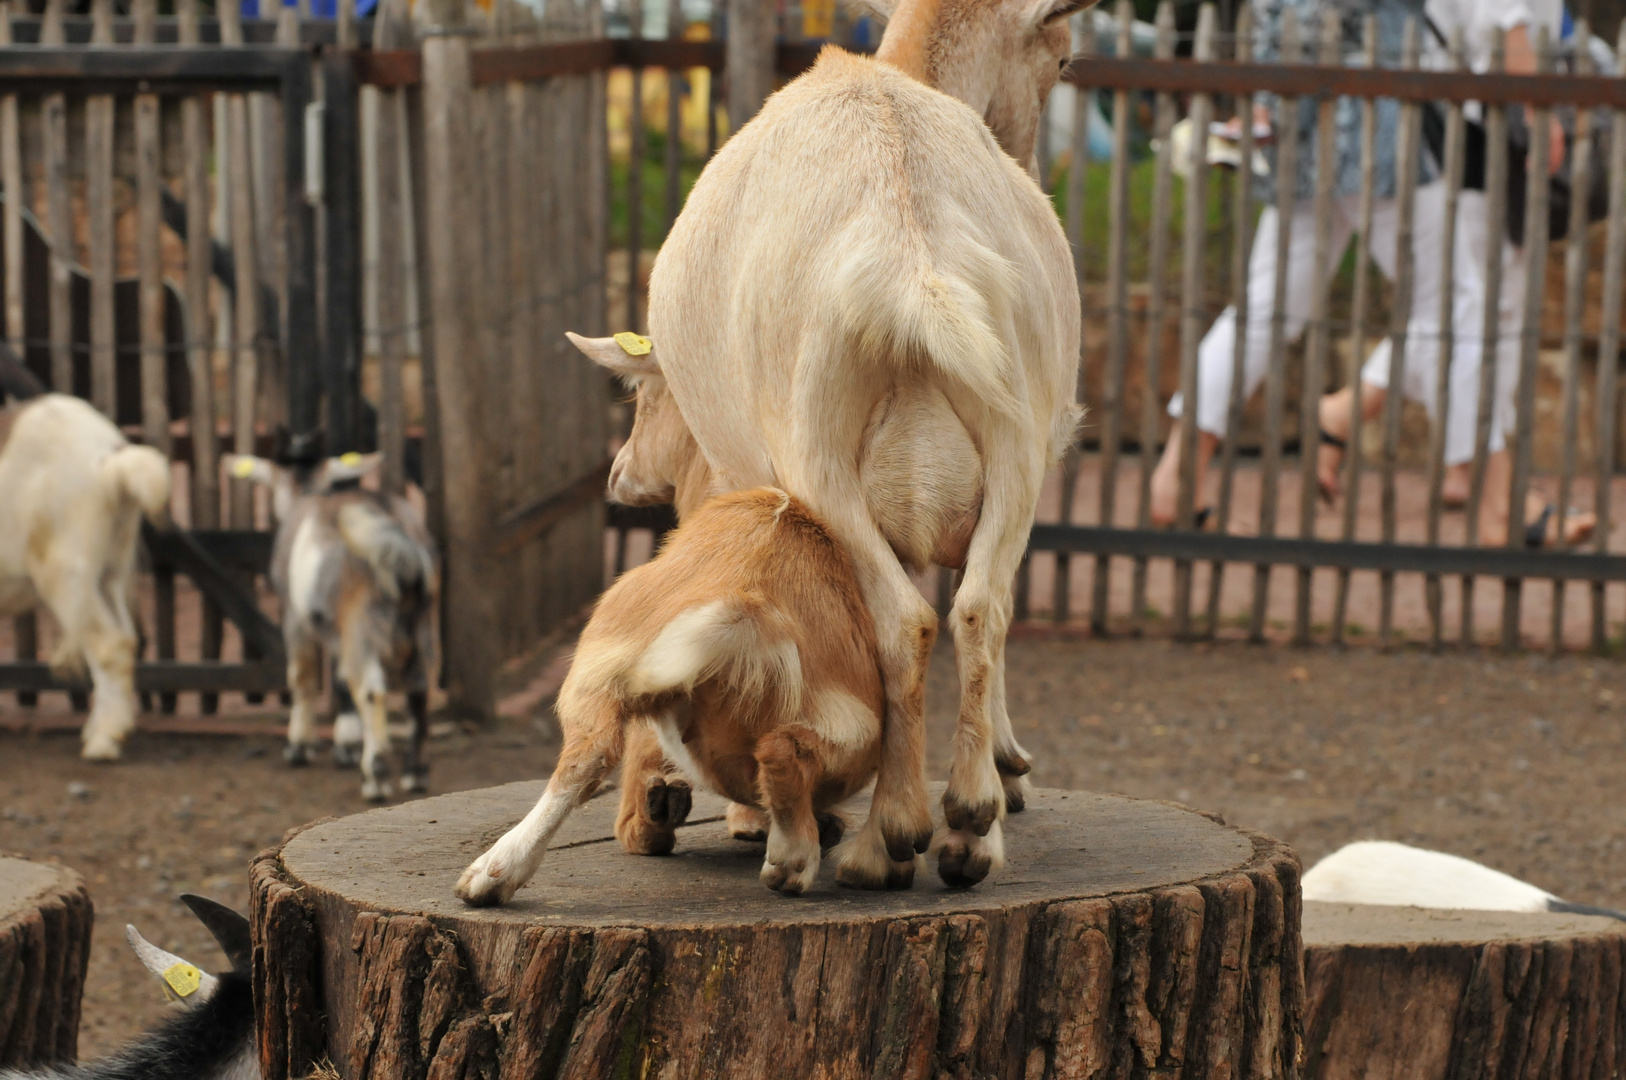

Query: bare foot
[[1441, 464, 1470, 509], [1514, 495, 1597, 547], [1315, 396, 1349, 503], [1149, 431, 1182, 527]]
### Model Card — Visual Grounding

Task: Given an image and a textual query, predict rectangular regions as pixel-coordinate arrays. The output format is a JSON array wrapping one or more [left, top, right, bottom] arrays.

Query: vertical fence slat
[[1091, 0, 1134, 635], [324, 0, 361, 454], [1054, 10, 1091, 624], [0, 2, 32, 703], [1291, 11, 1341, 646], [1553, 25, 1594, 653], [1250, 7, 1300, 642], [1171, 4, 1215, 638], [664, 0, 683, 237], [86, 0, 116, 418], [1330, 16, 1379, 645], [1501, 26, 1553, 650], [626, 1, 644, 333], [1424, 28, 1466, 650], [1206, 2, 1255, 639], [223, 0, 261, 527], [1132, 1, 1176, 632], [42, 0, 71, 396], [1377, 20, 1422, 648], [136, 0, 168, 454], [375, 0, 408, 496], [1462, 29, 1508, 647], [1592, 25, 1626, 653]]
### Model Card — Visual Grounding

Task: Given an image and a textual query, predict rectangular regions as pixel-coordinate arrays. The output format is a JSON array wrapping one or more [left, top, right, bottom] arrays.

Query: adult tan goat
[[0, 394, 171, 760], [643, 0, 1085, 887], [457, 487, 887, 904]]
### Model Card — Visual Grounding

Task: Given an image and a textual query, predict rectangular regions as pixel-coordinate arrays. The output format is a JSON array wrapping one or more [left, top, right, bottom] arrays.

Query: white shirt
[[1422, 0, 1564, 72]]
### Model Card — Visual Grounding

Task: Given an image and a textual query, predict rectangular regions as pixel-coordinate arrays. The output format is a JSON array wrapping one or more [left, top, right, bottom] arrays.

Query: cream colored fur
[[0, 394, 171, 760], [642, 14, 1082, 886]]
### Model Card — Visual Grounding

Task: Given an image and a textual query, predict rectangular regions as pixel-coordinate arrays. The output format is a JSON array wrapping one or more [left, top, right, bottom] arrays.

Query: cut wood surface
[[0, 854, 92, 1069], [251, 783, 1303, 1080], [1303, 900, 1626, 1080]]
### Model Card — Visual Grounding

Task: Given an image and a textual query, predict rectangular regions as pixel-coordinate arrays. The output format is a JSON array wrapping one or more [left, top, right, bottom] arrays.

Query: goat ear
[[1029, 0, 1092, 26], [843, 0, 897, 19], [565, 331, 661, 379], [224, 454, 277, 486], [125, 924, 222, 1004], [321, 451, 384, 487]]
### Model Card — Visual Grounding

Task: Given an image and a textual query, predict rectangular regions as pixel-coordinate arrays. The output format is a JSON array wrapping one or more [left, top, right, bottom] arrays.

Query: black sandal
[[1525, 504, 1555, 548], [1320, 428, 1347, 451]]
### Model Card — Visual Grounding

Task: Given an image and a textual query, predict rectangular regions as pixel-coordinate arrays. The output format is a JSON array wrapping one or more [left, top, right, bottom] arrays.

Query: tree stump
[[1303, 900, 1626, 1080], [0, 855, 93, 1069], [250, 783, 1303, 1080]]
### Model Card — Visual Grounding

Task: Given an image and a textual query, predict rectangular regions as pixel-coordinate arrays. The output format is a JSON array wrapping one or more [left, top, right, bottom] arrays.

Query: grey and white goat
[[0, 894, 256, 1080], [227, 452, 439, 800]]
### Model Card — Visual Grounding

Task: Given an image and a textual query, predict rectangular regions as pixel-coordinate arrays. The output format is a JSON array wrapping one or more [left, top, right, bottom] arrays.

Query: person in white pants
[[1149, 1, 1592, 548]]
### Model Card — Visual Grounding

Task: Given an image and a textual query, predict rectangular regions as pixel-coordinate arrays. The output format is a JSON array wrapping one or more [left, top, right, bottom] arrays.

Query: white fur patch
[[1302, 841, 1556, 912], [651, 713, 707, 790], [626, 601, 802, 714], [808, 689, 880, 754], [287, 516, 325, 626]]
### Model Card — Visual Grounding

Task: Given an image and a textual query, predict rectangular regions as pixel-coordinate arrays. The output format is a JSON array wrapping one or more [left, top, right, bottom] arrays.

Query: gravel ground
[[4, 635, 1624, 1060]]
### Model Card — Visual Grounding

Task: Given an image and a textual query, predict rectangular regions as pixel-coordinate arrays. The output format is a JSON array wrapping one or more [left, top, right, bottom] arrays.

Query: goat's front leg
[[400, 689, 431, 793], [75, 612, 139, 762], [615, 722, 691, 855], [458, 696, 625, 906], [756, 728, 823, 895], [988, 630, 1032, 813], [330, 659, 363, 768], [283, 636, 322, 766]]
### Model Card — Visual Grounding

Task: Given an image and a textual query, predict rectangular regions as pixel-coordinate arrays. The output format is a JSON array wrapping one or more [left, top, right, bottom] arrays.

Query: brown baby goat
[[456, 487, 887, 903]]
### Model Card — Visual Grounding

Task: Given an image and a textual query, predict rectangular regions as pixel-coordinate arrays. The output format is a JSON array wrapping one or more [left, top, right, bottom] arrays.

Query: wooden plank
[[222, 0, 260, 527], [1376, 22, 1422, 648], [1204, 2, 1255, 640], [1291, 12, 1340, 646], [422, 19, 500, 716], [136, 0, 169, 454], [0, 3, 28, 705], [323, 0, 362, 454], [1461, 30, 1509, 647], [1501, 27, 1553, 651], [626, 8, 644, 333], [0, 661, 285, 694], [180, 0, 218, 533], [1171, 3, 1215, 639], [1249, 7, 1299, 643], [1064, 55, 1626, 110], [1424, 28, 1466, 651], [1053, 10, 1090, 625], [373, 0, 408, 496], [281, 27, 319, 462], [1090, 0, 1134, 635], [1552, 25, 1594, 653], [1592, 25, 1626, 653], [664, 0, 683, 238], [726, 0, 773, 133], [1130, 2, 1175, 634], [42, 0, 71, 396], [86, 0, 116, 418]]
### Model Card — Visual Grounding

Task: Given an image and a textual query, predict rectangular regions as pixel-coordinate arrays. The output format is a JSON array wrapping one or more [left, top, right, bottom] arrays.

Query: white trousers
[[1168, 181, 1527, 465]]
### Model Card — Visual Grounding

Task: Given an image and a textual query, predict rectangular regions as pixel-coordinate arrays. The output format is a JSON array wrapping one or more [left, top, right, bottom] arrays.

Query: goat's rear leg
[[988, 632, 1033, 813], [284, 638, 322, 766], [615, 722, 691, 855], [756, 729, 823, 896], [400, 689, 430, 793], [330, 660, 363, 768], [458, 696, 625, 907], [726, 802, 768, 841], [40, 565, 138, 761]]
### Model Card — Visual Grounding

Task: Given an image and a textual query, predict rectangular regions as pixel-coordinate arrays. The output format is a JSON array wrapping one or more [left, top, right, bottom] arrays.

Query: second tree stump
[[252, 783, 1302, 1080], [0, 854, 93, 1069]]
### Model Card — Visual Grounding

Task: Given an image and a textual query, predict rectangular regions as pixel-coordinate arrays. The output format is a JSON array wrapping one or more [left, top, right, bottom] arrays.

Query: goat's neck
[[874, 0, 946, 82]]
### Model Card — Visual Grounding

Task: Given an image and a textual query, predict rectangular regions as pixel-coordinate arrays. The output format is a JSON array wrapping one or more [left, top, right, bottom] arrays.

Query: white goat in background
[[227, 452, 438, 801], [0, 393, 171, 760], [1304, 841, 1626, 920], [644, 0, 1085, 888]]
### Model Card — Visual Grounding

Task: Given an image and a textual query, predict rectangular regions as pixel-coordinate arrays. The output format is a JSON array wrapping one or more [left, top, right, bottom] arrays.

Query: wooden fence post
[[726, 0, 773, 136], [421, 0, 498, 719]]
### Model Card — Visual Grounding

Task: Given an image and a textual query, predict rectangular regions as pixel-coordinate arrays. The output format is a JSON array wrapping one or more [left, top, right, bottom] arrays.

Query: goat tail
[[616, 597, 803, 716], [337, 501, 435, 602], [831, 220, 1022, 419], [99, 444, 172, 523]]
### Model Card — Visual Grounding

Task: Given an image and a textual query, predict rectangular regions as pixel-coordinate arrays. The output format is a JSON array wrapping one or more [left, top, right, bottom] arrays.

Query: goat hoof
[[400, 767, 429, 794], [935, 823, 1004, 888], [361, 779, 393, 802], [941, 790, 999, 836], [880, 819, 934, 863], [284, 743, 312, 767], [644, 776, 692, 828], [332, 742, 362, 768], [761, 855, 816, 896], [80, 733, 124, 761], [1003, 773, 1032, 814], [816, 811, 846, 852], [994, 748, 1033, 777], [725, 802, 768, 842], [456, 856, 516, 907]]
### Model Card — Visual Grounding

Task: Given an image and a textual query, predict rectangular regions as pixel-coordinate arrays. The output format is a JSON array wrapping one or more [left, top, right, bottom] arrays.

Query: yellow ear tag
[[613, 332, 653, 357], [162, 961, 202, 1000], [231, 458, 257, 479], [339, 452, 362, 467]]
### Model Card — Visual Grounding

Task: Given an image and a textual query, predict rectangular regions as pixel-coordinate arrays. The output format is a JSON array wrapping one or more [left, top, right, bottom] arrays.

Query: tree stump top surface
[[281, 781, 1256, 927], [1304, 899, 1626, 946], [0, 855, 80, 929]]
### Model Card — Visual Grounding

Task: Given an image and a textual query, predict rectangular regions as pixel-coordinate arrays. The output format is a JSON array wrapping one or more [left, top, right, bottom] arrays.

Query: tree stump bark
[[252, 784, 1301, 1080], [0, 854, 93, 1069], [1303, 901, 1626, 1080]]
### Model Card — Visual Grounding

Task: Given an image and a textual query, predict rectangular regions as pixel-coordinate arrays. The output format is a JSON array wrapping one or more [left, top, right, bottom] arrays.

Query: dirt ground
[[4, 635, 1626, 1061]]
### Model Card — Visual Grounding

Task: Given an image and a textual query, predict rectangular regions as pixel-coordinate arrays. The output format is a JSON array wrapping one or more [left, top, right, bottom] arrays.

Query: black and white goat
[[0, 894, 255, 1080], [1303, 840, 1626, 920], [226, 451, 438, 800]]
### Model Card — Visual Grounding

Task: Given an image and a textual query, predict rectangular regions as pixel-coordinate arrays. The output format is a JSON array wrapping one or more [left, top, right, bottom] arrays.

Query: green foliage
[[610, 127, 707, 251]]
